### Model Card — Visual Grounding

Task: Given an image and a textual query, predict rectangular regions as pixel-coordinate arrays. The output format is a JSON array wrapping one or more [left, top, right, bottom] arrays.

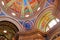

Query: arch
[[35, 6, 56, 33], [0, 16, 24, 32]]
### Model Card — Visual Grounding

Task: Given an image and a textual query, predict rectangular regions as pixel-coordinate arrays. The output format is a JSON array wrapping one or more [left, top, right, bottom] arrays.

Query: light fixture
[[12, 12, 16, 16], [1, 1, 4, 6], [3, 30, 7, 33], [25, 15, 29, 17], [37, 7, 40, 11], [56, 18, 60, 22]]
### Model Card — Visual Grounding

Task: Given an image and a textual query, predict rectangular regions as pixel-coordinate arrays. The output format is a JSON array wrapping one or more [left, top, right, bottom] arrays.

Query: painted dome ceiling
[[0, 0, 59, 33], [0, 0, 45, 20]]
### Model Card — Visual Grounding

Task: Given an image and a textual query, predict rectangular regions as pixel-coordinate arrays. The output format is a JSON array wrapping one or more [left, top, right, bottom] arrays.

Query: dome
[[0, 0, 45, 20]]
